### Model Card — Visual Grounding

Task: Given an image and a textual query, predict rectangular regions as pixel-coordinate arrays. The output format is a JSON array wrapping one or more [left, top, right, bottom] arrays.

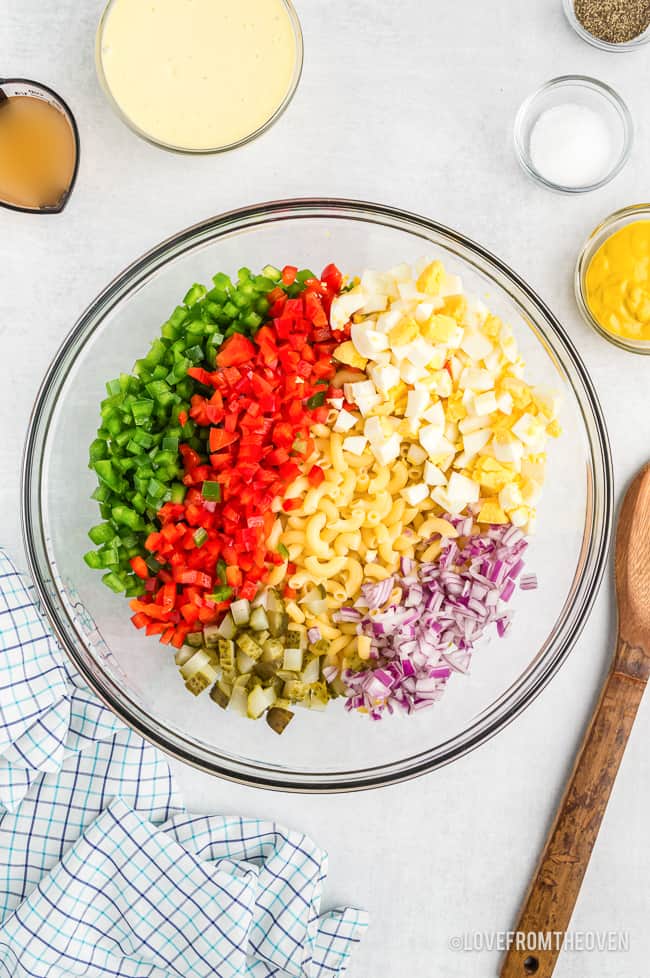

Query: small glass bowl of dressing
[[562, 0, 650, 52], [95, 0, 303, 154], [513, 76, 633, 194], [575, 204, 650, 355]]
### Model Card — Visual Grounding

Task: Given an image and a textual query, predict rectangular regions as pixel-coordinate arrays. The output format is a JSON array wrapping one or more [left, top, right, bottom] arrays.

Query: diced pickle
[[267, 610, 289, 637], [185, 675, 209, 696], [266, 707, 294, 735], [301, 656, 320, 685], [262, 638, 284, 662], [230, 598, 251, 626], [180, 649, 212, 680], [237, 650, 256, 674], [218, 638, 235, 672], [217, 613, 236, 640], [299, 585, 327, 615], [179, 586, 335, 726], [174, 645, 195, 667], [184, 663, 217, 696], [283, 647, 303, 672], [310, 681, 331, 707], [312, 639, 330, 656], [235, 632, 263, 660], [283, 679, 306, 701], [229, 686, 248, 716], [329, 676, 347, 697], [247, 684, 276, 719], [285, 627, 305, 651], [202, 624, 221, 648], [254, 661, 278, 681], [210, 684, 230, 709], [249, 606, 269, 631]]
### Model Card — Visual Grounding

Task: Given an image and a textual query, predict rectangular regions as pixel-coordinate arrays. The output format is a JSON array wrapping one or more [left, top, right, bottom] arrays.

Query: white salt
[[529, 102, 613, 188]]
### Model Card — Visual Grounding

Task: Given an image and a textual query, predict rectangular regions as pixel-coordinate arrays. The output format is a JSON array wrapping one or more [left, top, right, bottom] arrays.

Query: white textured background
[[2, 2, 650, 975]]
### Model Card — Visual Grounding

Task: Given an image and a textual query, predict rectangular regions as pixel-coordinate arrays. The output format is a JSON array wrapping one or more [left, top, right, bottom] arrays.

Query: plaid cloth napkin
[[0, 550, 368, 977]]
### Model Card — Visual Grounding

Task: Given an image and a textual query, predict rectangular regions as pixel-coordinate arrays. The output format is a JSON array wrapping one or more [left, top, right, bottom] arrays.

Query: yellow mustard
[[585, 220, 650, 341]]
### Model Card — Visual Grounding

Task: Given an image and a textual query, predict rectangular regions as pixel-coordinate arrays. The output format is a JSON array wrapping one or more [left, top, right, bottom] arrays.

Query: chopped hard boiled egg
[[330, 291, 368, 331], [343, 435, 368, 455], [368, 362, 400, 395], [331, 257, 561, 528], [333, 408, 358, 433], [351, 324, 389, 358], [401, 482, 429, 505], [371, 432, 401, 465], [423, 460, 447, 486]]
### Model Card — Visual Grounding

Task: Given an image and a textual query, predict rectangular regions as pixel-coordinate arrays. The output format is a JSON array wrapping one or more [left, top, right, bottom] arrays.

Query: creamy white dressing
[[98, 0, 298, 150]]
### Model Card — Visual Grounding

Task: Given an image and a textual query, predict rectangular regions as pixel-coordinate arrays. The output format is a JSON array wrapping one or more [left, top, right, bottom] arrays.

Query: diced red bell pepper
[[129, 556, 149, 580], [281, 265, 298, 286], [308, 465, 325, 487], [226, 565, 242, 587], [239, 579, 258, 601], [145, 621, 168, 637], [216, 334, 255, 367], [179, 444, 202, 471], [127, 262, 347, 644], [187, 366, 214, 387], [209, 428, 239, 452], [321, 263, 343, 293]]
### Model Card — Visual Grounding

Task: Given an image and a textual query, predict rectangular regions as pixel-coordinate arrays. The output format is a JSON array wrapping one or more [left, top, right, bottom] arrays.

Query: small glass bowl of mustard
[[575, 204, 650, 355]]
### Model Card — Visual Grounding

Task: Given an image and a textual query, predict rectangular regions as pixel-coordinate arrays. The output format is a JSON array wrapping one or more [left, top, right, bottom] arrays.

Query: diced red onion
[[520, 573, 538, 591], [344, 511, 534, 719], [508, 558, 525, 579], [361, 577, 394, 609], [501, 579, 516, 602], [307, 626, 322, 644], [333, 606, 362, 623], [322, 665, 338, 683]]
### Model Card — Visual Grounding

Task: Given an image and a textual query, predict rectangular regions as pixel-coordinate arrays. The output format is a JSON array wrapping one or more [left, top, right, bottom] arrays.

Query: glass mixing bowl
[[22, 199, 613, 792]]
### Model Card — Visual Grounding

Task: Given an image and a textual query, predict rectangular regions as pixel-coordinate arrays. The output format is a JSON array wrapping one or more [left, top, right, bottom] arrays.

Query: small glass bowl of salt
[[513, 75, 633, 194]]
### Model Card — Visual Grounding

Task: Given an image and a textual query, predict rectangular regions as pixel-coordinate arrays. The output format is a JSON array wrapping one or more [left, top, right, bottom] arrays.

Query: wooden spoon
[[501, 463, 650, 978]]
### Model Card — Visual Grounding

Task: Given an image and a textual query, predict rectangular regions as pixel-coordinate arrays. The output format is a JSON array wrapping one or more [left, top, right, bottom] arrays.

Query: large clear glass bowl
[[22, 199, 613, 792]]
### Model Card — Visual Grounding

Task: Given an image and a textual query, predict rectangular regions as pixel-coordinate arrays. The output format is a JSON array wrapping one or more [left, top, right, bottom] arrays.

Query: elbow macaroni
[[276, 405, 452, 647]]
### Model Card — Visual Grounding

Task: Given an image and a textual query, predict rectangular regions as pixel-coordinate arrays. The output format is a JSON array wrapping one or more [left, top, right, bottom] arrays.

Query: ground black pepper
[[574, 0, 650, 43]]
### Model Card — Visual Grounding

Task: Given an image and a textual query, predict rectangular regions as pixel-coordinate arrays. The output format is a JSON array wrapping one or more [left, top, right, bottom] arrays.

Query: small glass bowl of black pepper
[[563, 0, 650, 51]]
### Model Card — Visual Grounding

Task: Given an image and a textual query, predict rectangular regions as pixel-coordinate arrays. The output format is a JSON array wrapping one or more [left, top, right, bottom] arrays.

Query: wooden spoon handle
[[500, 644, 646, 978]]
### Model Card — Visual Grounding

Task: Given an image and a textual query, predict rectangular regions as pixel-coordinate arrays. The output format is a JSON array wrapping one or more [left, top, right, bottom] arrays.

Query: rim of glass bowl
[[562, 0, 650, 51], [21, 199, 614, 792], [513, 75, 633, 195], [94, 0, 304, 155], [575, 203, 650, 355]]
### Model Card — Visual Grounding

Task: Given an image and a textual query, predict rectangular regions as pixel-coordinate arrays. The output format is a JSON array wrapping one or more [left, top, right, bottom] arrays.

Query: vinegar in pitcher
[[0, 95, 76, 210]]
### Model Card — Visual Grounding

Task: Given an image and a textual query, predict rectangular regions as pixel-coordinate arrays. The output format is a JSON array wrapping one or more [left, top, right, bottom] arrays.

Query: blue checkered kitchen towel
[[0, 549, 368, 978]]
